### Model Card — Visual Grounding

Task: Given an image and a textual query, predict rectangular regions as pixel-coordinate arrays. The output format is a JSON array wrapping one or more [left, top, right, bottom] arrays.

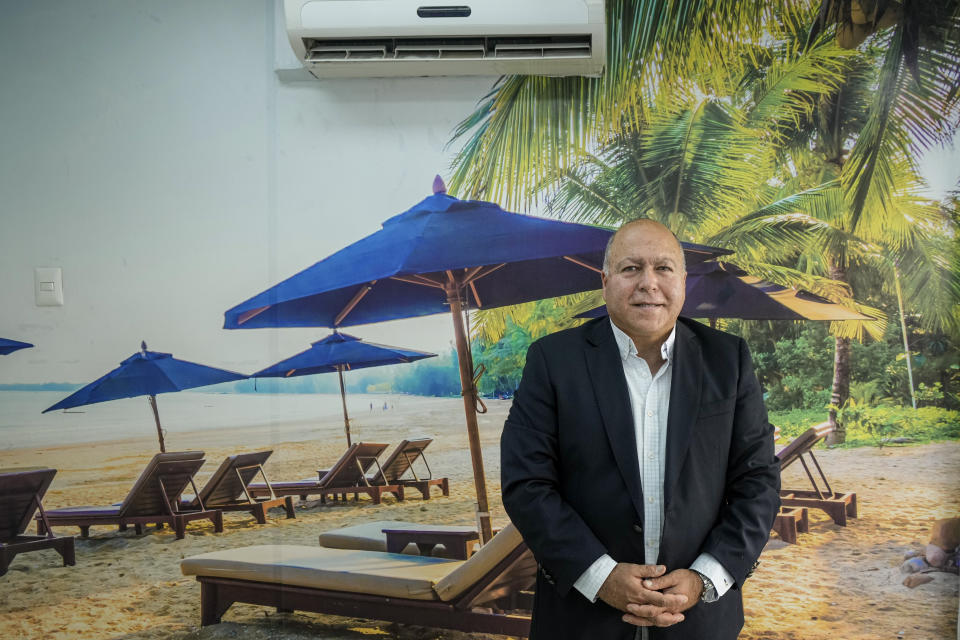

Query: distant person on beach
[[501, 219, 780, 640]]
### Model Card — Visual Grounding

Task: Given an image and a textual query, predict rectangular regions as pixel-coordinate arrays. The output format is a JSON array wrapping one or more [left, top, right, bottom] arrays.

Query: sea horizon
[[0, 390, 432, 450]]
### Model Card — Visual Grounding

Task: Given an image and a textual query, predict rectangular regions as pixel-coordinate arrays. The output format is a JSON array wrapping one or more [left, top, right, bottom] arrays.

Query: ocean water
[[0, 391, 405, 450]]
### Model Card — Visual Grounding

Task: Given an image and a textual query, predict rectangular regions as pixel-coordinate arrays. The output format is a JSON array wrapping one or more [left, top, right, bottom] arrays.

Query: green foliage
[[836, 397, 899, 447], [769, 405, 960, 448], [473, 319, 533, 397], [842, 405, 960, 447], [750, 323, 834, 411], [471, 298, 585, 395], [392, 352, 462, 397], [915, 382, 945, 406], [766, 408, 828, 440], [740, 318, 958, 412]]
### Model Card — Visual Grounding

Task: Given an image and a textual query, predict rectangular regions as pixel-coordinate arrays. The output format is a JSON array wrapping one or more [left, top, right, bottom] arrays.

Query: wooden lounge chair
[[37, 451, 223, 540], [180, 451, 295, 524], [248, 442, 403, 505], [0, 467, 75, 576], [777, 422, 858, 527], [771, 506, 810, 544], [367, 438, 449, 500], [181, 523, 535, 636]]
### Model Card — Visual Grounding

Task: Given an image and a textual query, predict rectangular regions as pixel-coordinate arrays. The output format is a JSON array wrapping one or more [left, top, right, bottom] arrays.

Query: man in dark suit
[[501, 219, 779, 639]]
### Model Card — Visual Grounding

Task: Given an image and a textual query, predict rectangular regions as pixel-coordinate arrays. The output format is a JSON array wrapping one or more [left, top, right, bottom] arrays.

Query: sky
[[1, 1, 957, 385], [0, 1, 501, 385]]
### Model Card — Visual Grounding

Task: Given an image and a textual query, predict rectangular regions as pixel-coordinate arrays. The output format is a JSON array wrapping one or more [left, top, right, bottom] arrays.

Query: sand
[[0, 397, 957, 640]]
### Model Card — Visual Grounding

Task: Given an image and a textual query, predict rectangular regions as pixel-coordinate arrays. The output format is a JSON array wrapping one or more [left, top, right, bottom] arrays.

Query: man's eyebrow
[[616, 255, 679, 266]]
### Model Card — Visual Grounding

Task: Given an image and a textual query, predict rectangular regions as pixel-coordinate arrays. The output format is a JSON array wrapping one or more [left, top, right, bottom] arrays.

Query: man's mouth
[[631, 302, 664, 309]]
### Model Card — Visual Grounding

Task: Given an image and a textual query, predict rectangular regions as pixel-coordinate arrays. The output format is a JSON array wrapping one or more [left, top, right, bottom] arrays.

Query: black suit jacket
[[501, 316, 780, 640]]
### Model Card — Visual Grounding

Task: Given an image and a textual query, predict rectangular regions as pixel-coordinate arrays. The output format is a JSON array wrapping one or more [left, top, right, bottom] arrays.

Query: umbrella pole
[[148, 394, 166, 453], [337, 367, 352, 446], [446, 284, 493, 544]]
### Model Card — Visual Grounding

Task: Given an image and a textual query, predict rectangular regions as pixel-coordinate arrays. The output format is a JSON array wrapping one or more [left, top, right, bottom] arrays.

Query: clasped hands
[[597, 563, 703, 627]]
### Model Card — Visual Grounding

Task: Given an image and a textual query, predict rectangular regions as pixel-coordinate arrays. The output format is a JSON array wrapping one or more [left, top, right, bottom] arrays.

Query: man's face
[[601, 222, 687, 344]]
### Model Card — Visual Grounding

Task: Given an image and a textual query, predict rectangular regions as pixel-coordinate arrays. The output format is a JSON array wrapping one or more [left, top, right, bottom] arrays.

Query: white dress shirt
[[573, 320, 735, 634]]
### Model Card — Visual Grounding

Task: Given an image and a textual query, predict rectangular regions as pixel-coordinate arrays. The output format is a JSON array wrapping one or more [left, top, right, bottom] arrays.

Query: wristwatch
[[692, 569, 716, 602]]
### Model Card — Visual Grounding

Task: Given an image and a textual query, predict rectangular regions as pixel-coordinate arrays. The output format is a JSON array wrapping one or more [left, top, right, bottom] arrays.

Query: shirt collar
[[609, 318, 676, 363]]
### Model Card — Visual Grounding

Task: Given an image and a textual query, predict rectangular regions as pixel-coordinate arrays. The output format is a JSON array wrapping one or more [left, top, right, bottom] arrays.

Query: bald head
[[600, 218, 688, 351], [602, 219, 686, 276]]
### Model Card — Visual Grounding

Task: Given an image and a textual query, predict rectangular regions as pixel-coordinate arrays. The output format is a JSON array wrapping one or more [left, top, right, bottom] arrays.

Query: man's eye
[[622, 266, 638, 273], [657, 265, 672, 271]]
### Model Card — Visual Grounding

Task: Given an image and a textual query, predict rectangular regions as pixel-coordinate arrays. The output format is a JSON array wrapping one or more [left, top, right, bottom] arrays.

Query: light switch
[[35, 267, 64, 306]]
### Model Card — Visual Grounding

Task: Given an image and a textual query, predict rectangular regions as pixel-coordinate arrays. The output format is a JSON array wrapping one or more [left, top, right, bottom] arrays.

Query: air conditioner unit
[[284, 0, 606, 78]]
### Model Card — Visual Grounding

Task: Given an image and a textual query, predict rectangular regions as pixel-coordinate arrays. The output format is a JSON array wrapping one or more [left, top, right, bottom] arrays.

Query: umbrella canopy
[[223, 178, 731, 542], [253, 332, 436, 446], [224, 183, 729, 330], [578, 261, 870, 321], [0, 338, 33, 355], [43, 342, 247, 452]]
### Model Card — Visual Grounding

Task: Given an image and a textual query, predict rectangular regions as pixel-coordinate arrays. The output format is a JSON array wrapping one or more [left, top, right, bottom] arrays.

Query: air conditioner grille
[[303, 35, 592, 62]]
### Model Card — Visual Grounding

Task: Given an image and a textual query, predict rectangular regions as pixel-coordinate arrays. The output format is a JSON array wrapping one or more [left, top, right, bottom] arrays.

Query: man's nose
[[635, 267, 658, 290]]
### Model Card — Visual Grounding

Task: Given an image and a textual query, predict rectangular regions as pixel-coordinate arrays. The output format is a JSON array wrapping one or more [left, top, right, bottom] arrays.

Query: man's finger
[[632, 564, 667, 578], [623, 604, 669, 619], [622, 612, 684, 628], [651, 612, 685, 627], [642, 576, 675, 591], [633, 588, 687, 609], [642, 570, 682, 591]]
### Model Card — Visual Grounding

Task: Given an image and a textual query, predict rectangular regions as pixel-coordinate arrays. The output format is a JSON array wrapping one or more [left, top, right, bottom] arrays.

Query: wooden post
[[337, 367, 352, 446], [446, 278, 493, 544], [148, 394, 166, 453]]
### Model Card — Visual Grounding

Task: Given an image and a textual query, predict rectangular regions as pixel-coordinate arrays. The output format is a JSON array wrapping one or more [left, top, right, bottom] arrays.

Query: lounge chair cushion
[[43, 505, 122, 517], [434, 523, 522, 602], [319, 520, 477, 554], [247, 478, 320, 491], [181, 545, 461, 600]]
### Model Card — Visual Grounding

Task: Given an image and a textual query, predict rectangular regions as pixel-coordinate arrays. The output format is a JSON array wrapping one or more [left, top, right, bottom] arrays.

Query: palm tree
[[447, 0, 797, 208], [805, 0, 960, 233], [467, 20, 864, 343], [450, 2, 960, 442]]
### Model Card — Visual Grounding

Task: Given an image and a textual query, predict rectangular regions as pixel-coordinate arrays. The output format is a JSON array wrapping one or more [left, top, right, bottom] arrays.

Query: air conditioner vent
[[303, 35, 592, 62]]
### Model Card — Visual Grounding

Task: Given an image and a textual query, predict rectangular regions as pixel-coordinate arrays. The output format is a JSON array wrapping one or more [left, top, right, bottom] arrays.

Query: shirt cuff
[[573, 554, 617, 602], [690, 553, 735, 602]]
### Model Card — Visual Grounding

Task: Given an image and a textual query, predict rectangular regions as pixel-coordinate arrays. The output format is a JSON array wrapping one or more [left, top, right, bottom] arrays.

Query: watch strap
[[692, 569, 716, 602]]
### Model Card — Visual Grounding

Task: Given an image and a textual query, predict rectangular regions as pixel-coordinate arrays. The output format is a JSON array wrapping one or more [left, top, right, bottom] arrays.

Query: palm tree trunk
[[827, 263, 851, 444], [828, 335, 852, 444]]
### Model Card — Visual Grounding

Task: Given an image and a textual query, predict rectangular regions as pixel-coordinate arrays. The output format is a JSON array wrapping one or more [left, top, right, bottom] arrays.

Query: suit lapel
[[584, 319, 646, 522], [664, 320, 702, 508]]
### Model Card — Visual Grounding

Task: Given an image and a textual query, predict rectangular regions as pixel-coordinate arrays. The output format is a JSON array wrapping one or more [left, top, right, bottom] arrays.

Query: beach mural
[[1, 1, 958, 639]]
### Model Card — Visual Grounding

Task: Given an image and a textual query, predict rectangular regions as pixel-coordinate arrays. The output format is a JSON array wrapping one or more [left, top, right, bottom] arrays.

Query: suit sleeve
[[501, 340, 609, 596], [700, 338, 780, 586]]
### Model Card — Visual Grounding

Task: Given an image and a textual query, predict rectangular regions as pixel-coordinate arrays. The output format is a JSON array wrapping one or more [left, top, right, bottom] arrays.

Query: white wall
[[0, 0, 495, 383]]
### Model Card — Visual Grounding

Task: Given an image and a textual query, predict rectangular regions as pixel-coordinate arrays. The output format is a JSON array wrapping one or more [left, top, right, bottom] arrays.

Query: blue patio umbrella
[[577, 261, 869, 321], [43, 342, 247, 452], [253, 331, 436, 446], [0, 338, 33, 355], [223, 177, 731, 541]]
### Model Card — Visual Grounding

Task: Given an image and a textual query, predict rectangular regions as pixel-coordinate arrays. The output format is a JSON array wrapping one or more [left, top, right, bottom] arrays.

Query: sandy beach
[[0, 397, 957, 640]]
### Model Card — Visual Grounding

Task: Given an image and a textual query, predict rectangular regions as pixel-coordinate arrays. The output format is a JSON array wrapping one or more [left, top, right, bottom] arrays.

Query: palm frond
[[843, 7, 960, 232], [446, 0, 798, 209]]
